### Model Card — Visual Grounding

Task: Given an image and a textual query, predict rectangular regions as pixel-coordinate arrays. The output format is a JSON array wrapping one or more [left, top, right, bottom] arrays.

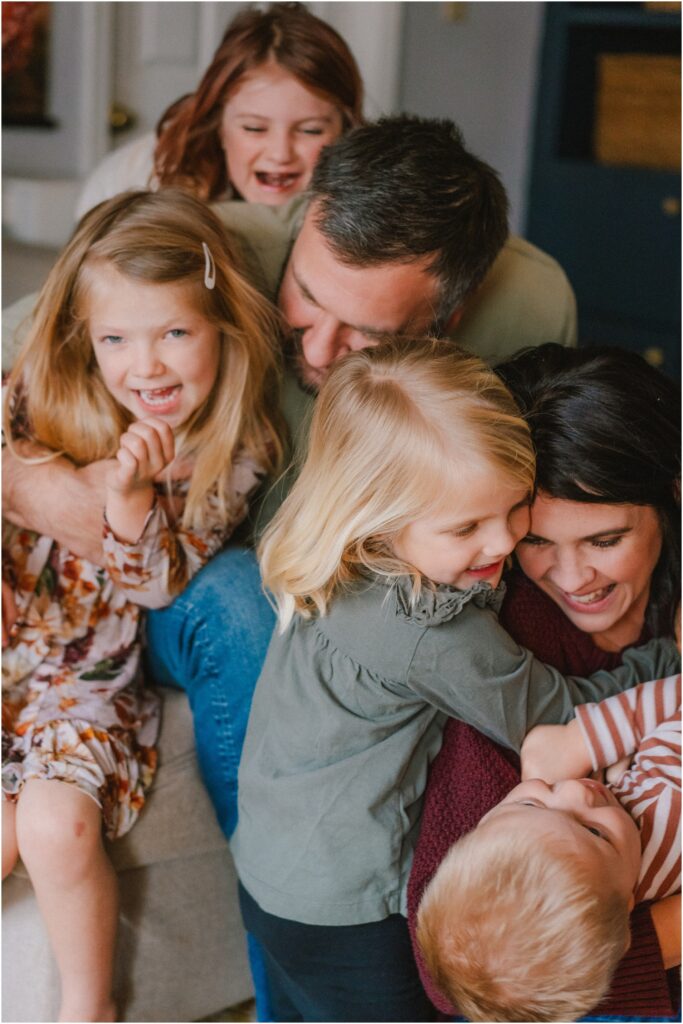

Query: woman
[[409, 343, 681, 1018], [499, 342, 679, 654], [76, 3, 363, 217]]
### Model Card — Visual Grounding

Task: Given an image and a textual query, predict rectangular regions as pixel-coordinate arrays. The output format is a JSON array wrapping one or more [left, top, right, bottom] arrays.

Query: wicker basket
[[594, 53, 681, 171]]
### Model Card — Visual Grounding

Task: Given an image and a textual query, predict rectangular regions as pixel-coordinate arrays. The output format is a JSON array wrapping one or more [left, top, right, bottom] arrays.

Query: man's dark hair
[[309, 115, 509, 327], [497, 343, 681, 637]]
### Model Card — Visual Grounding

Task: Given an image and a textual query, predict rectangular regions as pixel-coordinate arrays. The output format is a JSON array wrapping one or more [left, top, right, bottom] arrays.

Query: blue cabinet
[[526, 3, 681, 375]]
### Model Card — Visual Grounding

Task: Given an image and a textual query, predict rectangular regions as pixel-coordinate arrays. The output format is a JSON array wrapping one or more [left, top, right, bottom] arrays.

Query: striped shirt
[[576, 675, 681, 902]]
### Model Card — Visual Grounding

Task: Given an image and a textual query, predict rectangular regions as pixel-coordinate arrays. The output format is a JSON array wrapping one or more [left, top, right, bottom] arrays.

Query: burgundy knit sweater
[[407, 569, 676, 1019]]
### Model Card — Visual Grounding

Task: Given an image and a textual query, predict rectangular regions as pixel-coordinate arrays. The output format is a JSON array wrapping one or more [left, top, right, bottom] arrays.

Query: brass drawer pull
[[643, 346, 665, 367]]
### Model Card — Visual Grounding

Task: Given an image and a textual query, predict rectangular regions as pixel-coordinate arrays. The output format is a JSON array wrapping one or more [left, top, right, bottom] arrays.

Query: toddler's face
[[481, 778, 641, 904], [87, 265, 221, 429], [391, 475, 530, 590]]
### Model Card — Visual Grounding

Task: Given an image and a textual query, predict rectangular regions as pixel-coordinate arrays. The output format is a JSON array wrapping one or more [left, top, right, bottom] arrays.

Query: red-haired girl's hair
[[153, 2, 363, 201]]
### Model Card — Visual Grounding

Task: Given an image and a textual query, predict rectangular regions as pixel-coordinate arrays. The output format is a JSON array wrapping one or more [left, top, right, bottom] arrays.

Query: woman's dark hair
[[153, 2, 363, 201], [497, 343, 681, 636]]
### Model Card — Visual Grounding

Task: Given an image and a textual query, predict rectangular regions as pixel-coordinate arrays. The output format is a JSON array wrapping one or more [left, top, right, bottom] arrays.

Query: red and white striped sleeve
[[576, 676, 681, 902], [575, 675, 681, 770]]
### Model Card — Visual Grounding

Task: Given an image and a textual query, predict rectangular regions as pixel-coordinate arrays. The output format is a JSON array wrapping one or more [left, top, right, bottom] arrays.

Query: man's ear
[[444, 307, 464, 333]]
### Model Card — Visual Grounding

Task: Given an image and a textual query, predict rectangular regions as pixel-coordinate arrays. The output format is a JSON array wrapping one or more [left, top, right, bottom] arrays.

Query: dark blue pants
[[238, 883, 437, 1022]]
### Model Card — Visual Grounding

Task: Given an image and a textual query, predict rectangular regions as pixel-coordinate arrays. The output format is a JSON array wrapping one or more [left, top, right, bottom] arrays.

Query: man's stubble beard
[[284, 327, 326, 396]]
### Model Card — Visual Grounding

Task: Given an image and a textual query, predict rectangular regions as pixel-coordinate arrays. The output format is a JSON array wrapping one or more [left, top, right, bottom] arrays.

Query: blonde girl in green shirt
[[231, 337, 678, 1022]]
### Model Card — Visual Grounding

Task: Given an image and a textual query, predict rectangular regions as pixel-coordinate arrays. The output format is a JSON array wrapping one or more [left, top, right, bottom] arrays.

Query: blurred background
[[3, 1, 681, 373]]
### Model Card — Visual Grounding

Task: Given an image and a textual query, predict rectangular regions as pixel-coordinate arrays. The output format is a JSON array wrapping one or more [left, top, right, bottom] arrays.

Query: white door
[[2, 1, 404, 247], [110, 2, 250, 147], [110, 1, 404, 147]]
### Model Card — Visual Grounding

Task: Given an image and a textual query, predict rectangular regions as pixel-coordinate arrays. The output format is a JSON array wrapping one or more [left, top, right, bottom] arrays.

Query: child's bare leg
[[16, 778, 117, 1022], [2, 799, 18, 878]]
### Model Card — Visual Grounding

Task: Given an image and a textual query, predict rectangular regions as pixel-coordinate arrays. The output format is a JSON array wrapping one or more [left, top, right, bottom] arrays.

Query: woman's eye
[[300, 127, 323, 136], [102, 335, 123, 345], [591, 536, 623, 549], [167, 329, 187, 338], [452, 524, 477, 538], [243, 125, 265, 133]]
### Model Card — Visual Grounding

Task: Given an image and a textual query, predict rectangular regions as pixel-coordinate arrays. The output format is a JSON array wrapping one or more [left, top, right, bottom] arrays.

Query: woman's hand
[[521, 718, 592, 782]]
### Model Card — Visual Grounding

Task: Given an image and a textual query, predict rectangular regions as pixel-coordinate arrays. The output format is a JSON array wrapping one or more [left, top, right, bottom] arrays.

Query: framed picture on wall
[[2, 2, 112, 180], [2, 1, 55, 127]]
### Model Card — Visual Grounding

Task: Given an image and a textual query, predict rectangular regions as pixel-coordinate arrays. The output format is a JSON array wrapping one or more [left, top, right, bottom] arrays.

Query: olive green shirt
[[231, 575, 679, 926], [212, 199, 579, 527], [1, 199, 577, 525]]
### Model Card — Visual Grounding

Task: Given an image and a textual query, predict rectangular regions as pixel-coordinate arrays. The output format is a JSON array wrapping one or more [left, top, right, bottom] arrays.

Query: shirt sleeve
[[575, 675, 682, 770], [406, 603, 681, 753], [102, 453, 263, 608], [451, 237, 578, 364], [74, 134, 157, 221]]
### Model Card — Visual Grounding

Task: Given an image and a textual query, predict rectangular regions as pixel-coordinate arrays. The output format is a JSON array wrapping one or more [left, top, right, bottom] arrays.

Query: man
[[278, 116, 575, 388], [3, 116, 576, 836]]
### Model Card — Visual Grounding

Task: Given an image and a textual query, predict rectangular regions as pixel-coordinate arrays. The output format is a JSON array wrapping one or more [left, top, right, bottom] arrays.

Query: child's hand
[[104, 419, 175, 543], [521, 719, 592, 782], [107, 419, 175, 495], [605, 754, 632, 786]]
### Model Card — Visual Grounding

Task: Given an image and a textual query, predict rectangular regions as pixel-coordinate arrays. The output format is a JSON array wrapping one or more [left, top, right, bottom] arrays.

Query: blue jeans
[[145, 545, 275, 1018], [145, 545, 274, 837]]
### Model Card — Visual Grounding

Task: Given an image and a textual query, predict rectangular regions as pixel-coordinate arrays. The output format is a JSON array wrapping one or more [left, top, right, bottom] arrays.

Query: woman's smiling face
[[515, 491, 662, 651]]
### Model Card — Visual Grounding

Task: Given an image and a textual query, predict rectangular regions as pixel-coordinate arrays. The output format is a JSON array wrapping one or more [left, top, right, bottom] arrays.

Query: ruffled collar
[[384, 574, 506, 626]]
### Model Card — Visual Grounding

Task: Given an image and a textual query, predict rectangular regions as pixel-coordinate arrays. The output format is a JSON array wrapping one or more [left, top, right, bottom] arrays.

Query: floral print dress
[[2, 454, 263, 839]]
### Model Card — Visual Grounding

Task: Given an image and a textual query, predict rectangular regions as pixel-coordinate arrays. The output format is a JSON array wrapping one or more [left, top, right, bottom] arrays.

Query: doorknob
[[109, 102, 138, 135]]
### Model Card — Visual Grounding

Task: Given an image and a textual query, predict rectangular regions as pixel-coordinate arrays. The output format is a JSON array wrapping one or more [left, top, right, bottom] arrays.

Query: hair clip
[[202, 242, 216, 290]]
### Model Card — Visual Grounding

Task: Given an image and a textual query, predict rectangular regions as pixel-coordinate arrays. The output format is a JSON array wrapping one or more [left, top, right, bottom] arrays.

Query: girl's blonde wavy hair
[[259, 337, 535, 630], [4, 188, 284, 531]]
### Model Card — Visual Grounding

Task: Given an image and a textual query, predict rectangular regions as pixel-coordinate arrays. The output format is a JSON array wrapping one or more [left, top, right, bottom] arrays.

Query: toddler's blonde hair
[[416, 822, 631, 1022], [259, 337, 535, 629], [4, 189, 283, 530]]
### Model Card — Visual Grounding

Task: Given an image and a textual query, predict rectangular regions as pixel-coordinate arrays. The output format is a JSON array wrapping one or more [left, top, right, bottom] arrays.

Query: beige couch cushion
[[3, 690, 253, 1023]]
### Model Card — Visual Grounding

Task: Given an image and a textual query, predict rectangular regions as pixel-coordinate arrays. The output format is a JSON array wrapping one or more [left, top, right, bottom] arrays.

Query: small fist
[[107, 418, 175, 494], [605, 754, 632, 786], [521, 719, 591, 783]]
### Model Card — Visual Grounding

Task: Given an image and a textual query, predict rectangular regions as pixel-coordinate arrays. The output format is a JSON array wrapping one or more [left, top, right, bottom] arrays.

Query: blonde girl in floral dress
[[2, 189, 282, 1022]]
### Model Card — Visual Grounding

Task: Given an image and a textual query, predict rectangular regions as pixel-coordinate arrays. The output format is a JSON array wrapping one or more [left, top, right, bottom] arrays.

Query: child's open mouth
[[136, 385, 181, 412], [255, 172, 300, 190]]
